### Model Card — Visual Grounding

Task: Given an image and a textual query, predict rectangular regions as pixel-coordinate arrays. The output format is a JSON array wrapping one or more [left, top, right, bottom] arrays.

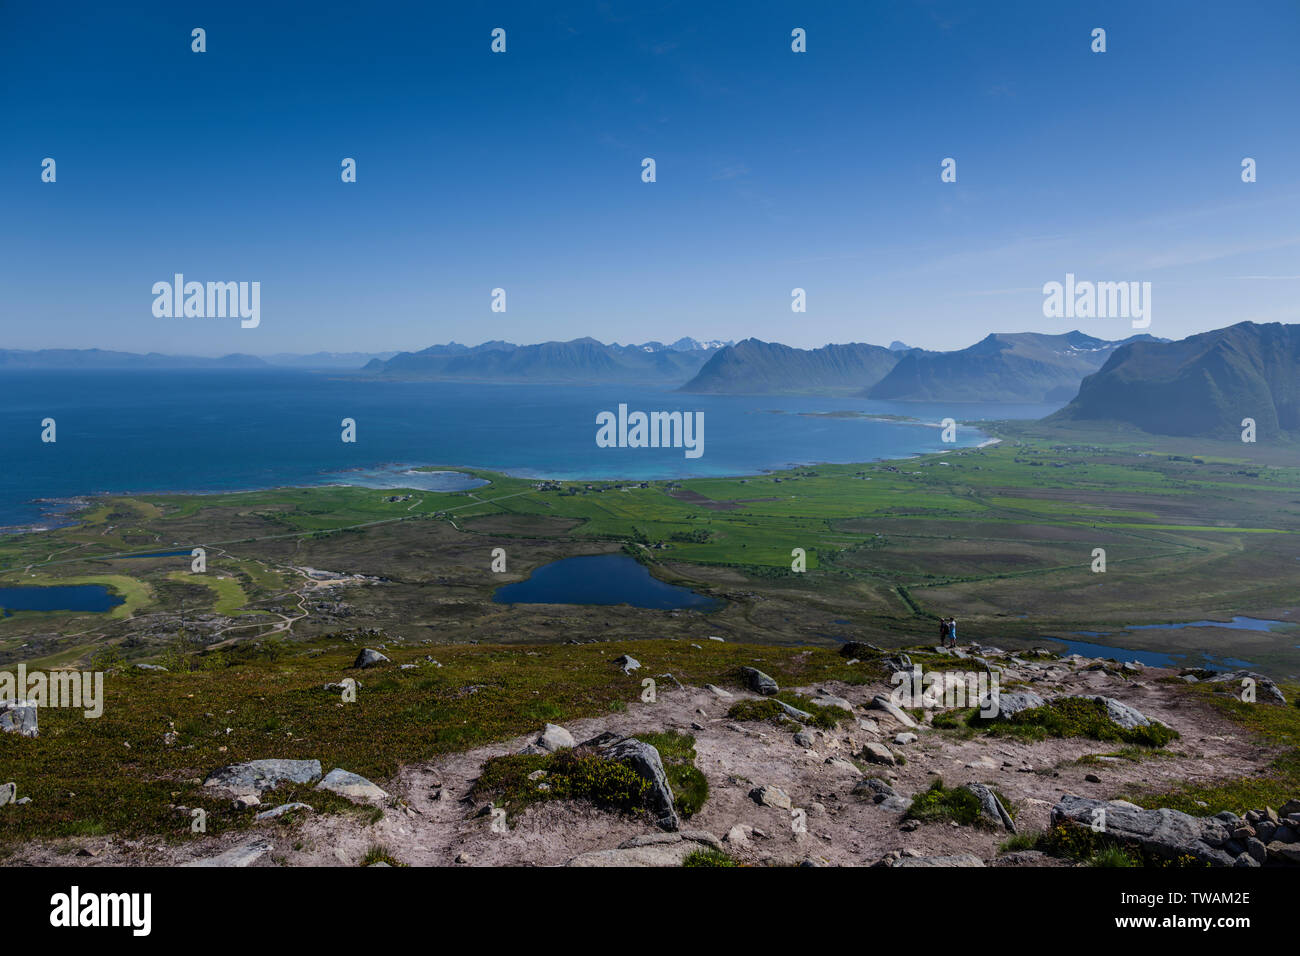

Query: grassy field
[[0, 426, 1297, 674]]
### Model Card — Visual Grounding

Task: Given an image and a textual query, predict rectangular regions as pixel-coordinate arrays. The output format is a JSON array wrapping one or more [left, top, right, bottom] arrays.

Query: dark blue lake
[[0, 584, 124, 615], [493, 553, 722, 611]]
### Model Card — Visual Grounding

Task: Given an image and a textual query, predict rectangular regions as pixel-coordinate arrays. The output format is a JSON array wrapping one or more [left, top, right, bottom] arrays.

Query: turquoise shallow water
[[0, 369, 1058, 528]]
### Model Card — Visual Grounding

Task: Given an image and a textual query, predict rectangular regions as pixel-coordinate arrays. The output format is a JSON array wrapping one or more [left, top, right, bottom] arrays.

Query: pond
[[492, 553, 722, 611], [0, 584, 125, 616]]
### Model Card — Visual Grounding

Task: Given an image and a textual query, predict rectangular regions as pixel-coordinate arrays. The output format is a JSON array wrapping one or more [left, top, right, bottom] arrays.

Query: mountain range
[[362, 337, 730, 385]]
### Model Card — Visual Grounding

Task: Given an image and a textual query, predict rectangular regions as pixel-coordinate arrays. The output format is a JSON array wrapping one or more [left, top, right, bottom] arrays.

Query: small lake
[[493, 553, 722, 611], [0, 584, 125, 615]]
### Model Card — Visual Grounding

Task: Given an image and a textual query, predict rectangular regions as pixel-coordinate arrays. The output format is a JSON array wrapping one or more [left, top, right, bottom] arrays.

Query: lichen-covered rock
[[204, 758, 322, 794], [353, 648, 390, 669], [740, 667, 778, 696]]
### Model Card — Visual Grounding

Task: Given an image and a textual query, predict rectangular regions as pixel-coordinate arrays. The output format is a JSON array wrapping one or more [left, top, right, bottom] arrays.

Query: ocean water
[[0, 369, 1060, 529]]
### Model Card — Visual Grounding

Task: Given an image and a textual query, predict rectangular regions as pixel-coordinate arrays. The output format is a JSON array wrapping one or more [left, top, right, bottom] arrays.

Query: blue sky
[[3, 0, 1298, 354]]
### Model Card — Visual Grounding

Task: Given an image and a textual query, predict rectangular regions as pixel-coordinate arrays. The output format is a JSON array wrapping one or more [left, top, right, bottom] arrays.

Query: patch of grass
[[903, 778, 984, 827], [725, 692, 842, 731], [360, 844, 406, 866], [474, 749, 651, 822], [683, 847, 738, 867], [972, 697, 1179, 748], [998, 831, 1038, 853]]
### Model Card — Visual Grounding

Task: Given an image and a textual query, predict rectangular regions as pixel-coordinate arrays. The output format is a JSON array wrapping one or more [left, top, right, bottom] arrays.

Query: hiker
[[938, 617, 951, 646], [948, 617, 959, 647]]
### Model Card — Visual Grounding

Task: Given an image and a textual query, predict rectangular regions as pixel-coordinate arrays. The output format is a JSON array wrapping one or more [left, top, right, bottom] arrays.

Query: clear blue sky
[[3, 0, 1297, 355]]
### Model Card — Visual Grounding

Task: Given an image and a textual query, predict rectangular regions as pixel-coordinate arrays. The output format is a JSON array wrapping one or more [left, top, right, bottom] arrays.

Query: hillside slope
[[865, 332, 1158, 403], [1050, 322, 1300, 439]]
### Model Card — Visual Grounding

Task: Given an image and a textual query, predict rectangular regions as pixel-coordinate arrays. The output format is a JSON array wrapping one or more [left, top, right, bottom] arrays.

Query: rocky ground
[[6, 643, 1298, 867]]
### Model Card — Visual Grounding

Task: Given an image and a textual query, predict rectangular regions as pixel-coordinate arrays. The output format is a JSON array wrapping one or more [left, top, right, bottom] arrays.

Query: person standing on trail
[[948, 617, 958, 647], [939, 617, 950, 646]]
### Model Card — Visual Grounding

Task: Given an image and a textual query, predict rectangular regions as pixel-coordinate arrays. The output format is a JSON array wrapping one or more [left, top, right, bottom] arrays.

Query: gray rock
[[773, 699, 813, 721], [750, 785, 793, 810], [1051, 795, 1237, 866], [254, 801, 313, 821], [1267, 841, 1300, 864], [892, 853, 985, 867], [894, 732, 918, 745], [353, 648, 390, 669], [204, 758, 322, 794], [0, 782, 15, 805], [599, 737, 679, 831], [962, 783, 1016, 833], [183, 838, 274, 867], [976, 690, 1045, 720], [315, 768, 389, 803], [859, 741, 896, 765], [536, 723, 575, 752], [810, 689, 853, 712], [740, 667, 778, 696], [869, 695, 917, 729], [0, 699, 38, 738], [793, 730, 816, 748], [613, 654, 641, 674], [705, 684, 733, 699]]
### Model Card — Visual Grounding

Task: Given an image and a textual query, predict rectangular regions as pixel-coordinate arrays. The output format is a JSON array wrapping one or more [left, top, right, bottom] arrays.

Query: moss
[[683, 848, 738, 867], [475, 750, 651, 822]]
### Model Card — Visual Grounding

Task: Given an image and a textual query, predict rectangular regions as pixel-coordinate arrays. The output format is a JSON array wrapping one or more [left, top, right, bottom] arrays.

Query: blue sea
[[0, 369, 1059, 529]]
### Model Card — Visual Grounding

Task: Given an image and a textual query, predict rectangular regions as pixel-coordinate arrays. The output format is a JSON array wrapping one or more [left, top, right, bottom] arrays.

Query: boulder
[[810, 689, 854, 712], [204, 758, 322, 794], [1051, 795, 1237, 866], [536, 723, 575, 752], [599, 737, 679, 831], [976, 690, 1045, 720], [749, 784, 792, 810], [183, 838, 274, 867], [613, 655, 641, 674], [353, 648, 390, 669], [859, 742, 896, 765], [740, 667, 778, 696], [315, 768, 389, 804], [869, 695, 917, 729]]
